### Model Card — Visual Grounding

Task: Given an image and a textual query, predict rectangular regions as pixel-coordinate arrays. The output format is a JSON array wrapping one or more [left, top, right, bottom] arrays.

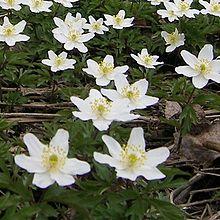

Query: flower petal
[[181, 50, 199, 68], [192, 75, 209, 89], [198, 44, 213, 61], [127, 127, 145, 150], [175, 66, 199, 77], [116, 169, 138, 181], [32, 173, 55, 188], [138, 167, 166, 180], [50, 172, 75, 186]]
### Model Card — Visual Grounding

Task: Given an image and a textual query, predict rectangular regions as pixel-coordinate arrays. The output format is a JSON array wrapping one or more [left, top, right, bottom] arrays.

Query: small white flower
[[157, 2, 180, 22], [174, 0, 200, 18], [0, 0, 23, 10], [199, 0, 220, 17], [54, 0, 78, 8], [83, 55, 129, 86], [147, 0, 169, 6], [42, 50, 76, 72], [70, 89, 139, 131], [22, 0, 53, 13], [175, 44, 220, 89], [131, 48, 163, 68], [104, 10, 134, 29], [101, 75, 159, 110], [0, 17, 30, 46], [85, 16, 109, 34], [15, 129, 90, 188], [161, 28, 185, 52], [94, 127, 170, 181]]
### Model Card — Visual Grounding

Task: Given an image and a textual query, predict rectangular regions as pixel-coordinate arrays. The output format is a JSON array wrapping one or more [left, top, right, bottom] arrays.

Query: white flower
[[157, 2, 180, 22], [175, 44, 220, 89], [101, 75, 159, 110], [54, 0, 78, 8], [174, 0, 200, 18], [42, 50, 76, 72], [131, 48, 163, 68], [104, 10, 134, 29], [84, 16, 109, 34], [161, 28, 185, 52], [70, 89, 139, 131], [0, 0, 23, 10], [22, 0, 53, 13], [0, 17, 30, 46], [199, 0, 220, 17], [83, 55, 129, 86], [147, 0, 169, 6], [15, 129, 90, 188], [94, 127, 170, 181]]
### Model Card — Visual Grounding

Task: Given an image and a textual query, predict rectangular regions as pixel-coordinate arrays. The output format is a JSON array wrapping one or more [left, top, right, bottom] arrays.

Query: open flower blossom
[[70, 89, 139, 131], [104, 10, 134, 29], [83, 55, 129, 86], [101, 75, 159, 110], [42, 50, 76, 72], [0, 0, 23, 10], [84, 16, 109, 34], [173, 0, 200, 18], [175, 44, 220, 88], [22, 0, 53, 13], [161, 28, 185, 52], [147, 0, 169, 6], [199, 0, 220, 17], [15, 129, 90, 188], [54, 0, 78, 8], [157, 2, 180, 22], [94, 127, 170, 181], [131, 48, 163, 68], [0, 17, 30, 46]]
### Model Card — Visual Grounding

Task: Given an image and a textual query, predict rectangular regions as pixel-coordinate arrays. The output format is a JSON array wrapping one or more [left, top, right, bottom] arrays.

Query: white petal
[[132, 79, 148, 95], [181, 50, 199, 68], [206, 73, 220, 83], [127, 127, 145, 150], [137, 95, 159, 108], [32, 173, 55, 188], [102, 135, 122, 158], [145, 147, 170, 166], [211, 60, 220, 74], [175, 66, 199, 77], [101, 89, 121, 101], [23, 133, 46, 157], [138, 167, 166, 180], [49, 129, 69, 152], [192, 75, 209, 88], [114, 74, 129, 92], [93, 119, 111, 131], [103, 55, 114, 65], [96, 77, 110, 86], [14, 155, 46, 173], [198, 44, 213, 61], [61, 158, 90, 175], [50, 172, 75, 186], [116, 169, 138, 181]]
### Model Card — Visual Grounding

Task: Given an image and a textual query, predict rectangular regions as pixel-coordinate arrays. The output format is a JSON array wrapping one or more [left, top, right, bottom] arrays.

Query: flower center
[[91, 98, 112, 117], [113, 15, 123, 25], [121, 85, 140, 100], [33, 0, 43, 7], [120, 145, 146, 169], [42, 146, 66, 172], [195, 60, 212, 75], [98, 61, 114, 75], [168, 10, 175, 17], [143, 55, 153, 65], [211, 3, 220, 12], [167, 32, 179, 44], [92, 22, 101, 30], [3, 26, 15, 37], [54, 57, 65, 67], [179, 2, 190, 11], [6, 0, 15, 6], [68, 30, 80, 42]]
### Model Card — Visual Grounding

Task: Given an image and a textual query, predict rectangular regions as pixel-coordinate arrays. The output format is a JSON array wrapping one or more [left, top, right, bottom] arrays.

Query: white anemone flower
[[101, 75, 159, 110], [70, 89, 139, 131], [0, 17, 30, 46], [157, 2, 180, 22], [83, 55, 129, 86], [199, 0, 220, 17], [174, 0, 200, 18], [22, 0, 53, 13], [84, 16, 109, 34], [0, 0, 23, 10], [42, 50, 76, 72], [175, 44, 220, 89], [104, 10, 134, 29], [54, 0, 78, 8], [15, 129, 91, 188], [147, 0, 169, 6], [94, 127, 170, 181], [161, 28, 185, 52], [131, 48, 163, 68]]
